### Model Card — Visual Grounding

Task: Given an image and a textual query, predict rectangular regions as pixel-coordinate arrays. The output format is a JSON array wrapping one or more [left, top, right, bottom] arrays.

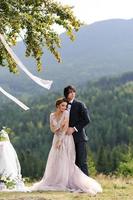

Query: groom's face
[[67, 90, 76, 101]]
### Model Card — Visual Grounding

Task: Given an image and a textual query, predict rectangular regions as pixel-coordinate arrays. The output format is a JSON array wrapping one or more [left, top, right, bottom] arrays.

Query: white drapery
[[0, 34, 53, 110], [0, 87, 29, 111]]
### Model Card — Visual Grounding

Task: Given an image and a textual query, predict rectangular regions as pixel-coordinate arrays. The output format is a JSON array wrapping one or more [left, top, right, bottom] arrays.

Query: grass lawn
[[0, 175, 133, 200]]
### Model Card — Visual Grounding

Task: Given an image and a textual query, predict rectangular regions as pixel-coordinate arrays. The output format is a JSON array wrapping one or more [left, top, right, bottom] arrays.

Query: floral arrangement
[[0, 173, 16, 189], [0, 127, 13, 142]]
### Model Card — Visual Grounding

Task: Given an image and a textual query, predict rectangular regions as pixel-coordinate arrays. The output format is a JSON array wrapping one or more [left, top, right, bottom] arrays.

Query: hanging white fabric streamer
[[0, 33, 53, 90], [0, 87, 30, 111]]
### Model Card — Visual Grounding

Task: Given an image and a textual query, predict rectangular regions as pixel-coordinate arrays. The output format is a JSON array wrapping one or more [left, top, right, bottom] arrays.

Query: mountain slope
[[0, 19, 133, 95]]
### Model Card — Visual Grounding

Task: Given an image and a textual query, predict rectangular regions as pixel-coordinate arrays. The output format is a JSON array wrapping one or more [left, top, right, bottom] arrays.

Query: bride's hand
[[55, 139, 62, 149], [55, 128, 60, 134]]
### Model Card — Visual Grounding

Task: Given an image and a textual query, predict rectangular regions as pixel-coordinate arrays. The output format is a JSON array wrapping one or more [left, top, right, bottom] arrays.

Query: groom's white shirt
[[67, 98, 74, 112]]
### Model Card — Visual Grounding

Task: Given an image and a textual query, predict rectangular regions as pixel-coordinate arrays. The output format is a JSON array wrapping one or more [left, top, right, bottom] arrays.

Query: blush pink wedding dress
[[31, 110, 102, 195]]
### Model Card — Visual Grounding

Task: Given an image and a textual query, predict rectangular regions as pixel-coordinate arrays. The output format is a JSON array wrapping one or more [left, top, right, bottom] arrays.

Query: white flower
[[0, 128, 9, 141], [0, 173, 16, 189]]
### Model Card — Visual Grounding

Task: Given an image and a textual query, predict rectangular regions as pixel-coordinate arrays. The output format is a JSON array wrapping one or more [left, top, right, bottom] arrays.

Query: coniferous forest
[[0, 72, 133, 179]]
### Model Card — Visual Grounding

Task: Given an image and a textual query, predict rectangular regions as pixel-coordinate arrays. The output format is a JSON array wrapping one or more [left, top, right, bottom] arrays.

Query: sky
[[56, 0, 133, 31], [18, 0, 133, 38]]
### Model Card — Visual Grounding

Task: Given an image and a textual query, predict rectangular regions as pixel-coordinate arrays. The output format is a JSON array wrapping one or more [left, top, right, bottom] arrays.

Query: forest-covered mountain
[[0, 72, 133, 178], [0, 19, 133, 96]]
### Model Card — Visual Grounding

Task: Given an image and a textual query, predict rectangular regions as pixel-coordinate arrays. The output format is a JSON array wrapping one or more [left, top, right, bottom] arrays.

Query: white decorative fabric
[[0, 33, 53, 90], [0, 87, 29, 111], [0, 132, 26, 191]]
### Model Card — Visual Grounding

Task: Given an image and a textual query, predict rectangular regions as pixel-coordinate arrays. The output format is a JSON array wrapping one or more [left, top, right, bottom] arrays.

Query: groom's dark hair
[[64, 85, 76, 98]]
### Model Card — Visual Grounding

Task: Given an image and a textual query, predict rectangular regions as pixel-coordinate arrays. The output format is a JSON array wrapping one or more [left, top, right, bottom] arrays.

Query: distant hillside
[[0, 72, 133, 177], [0, 19, 133, 96]]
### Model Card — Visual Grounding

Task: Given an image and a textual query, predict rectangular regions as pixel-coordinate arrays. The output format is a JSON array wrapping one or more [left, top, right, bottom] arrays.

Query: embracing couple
[[31, 85, 102, 195]]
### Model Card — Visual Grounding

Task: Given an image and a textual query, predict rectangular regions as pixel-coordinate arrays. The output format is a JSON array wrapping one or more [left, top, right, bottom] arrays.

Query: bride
[[32, 98, 102, 195]]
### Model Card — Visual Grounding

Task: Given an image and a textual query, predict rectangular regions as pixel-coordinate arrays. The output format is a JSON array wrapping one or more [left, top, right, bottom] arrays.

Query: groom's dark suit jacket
[[69, 99, 90, 143]]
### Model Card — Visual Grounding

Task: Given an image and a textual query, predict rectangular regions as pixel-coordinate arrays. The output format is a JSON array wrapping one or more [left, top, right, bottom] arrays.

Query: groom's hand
[[66, 127, 75, 135]]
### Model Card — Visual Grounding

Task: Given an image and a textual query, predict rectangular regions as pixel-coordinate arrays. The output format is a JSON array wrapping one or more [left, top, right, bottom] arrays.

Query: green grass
[[0, 175, 133, 200]]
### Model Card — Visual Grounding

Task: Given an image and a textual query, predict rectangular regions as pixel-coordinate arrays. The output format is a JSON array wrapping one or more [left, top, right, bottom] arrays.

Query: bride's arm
[[60, 120, 68, 133], [60, 110, 69, 133], [50, 114, 60, 133], [56, 111, 69, 149]]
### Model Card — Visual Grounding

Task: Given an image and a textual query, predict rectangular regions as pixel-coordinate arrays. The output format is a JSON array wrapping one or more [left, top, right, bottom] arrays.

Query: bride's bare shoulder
[[63, 110, 69, 116], [64, 110, 69, 113]]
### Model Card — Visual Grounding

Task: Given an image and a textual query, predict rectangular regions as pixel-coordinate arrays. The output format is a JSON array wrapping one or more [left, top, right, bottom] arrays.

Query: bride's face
[[58, 102, 67, 112]]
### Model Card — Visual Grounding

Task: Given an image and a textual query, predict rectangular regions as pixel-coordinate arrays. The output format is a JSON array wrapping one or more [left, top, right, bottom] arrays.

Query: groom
[[64, 85, 90, 176]]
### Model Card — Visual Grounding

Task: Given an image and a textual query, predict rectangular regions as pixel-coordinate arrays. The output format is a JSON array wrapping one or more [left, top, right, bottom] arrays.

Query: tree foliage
[[0, 0, 81, 72]]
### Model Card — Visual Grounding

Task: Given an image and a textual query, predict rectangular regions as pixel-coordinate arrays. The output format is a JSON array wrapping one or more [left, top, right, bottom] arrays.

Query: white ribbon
[[0, 33, 53, 90], [0, 87, 30, 111]]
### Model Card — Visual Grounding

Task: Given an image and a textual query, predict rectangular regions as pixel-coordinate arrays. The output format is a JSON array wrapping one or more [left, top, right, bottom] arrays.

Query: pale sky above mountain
[[56, 0, 133, 32], [19, 0, 133, 38]]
